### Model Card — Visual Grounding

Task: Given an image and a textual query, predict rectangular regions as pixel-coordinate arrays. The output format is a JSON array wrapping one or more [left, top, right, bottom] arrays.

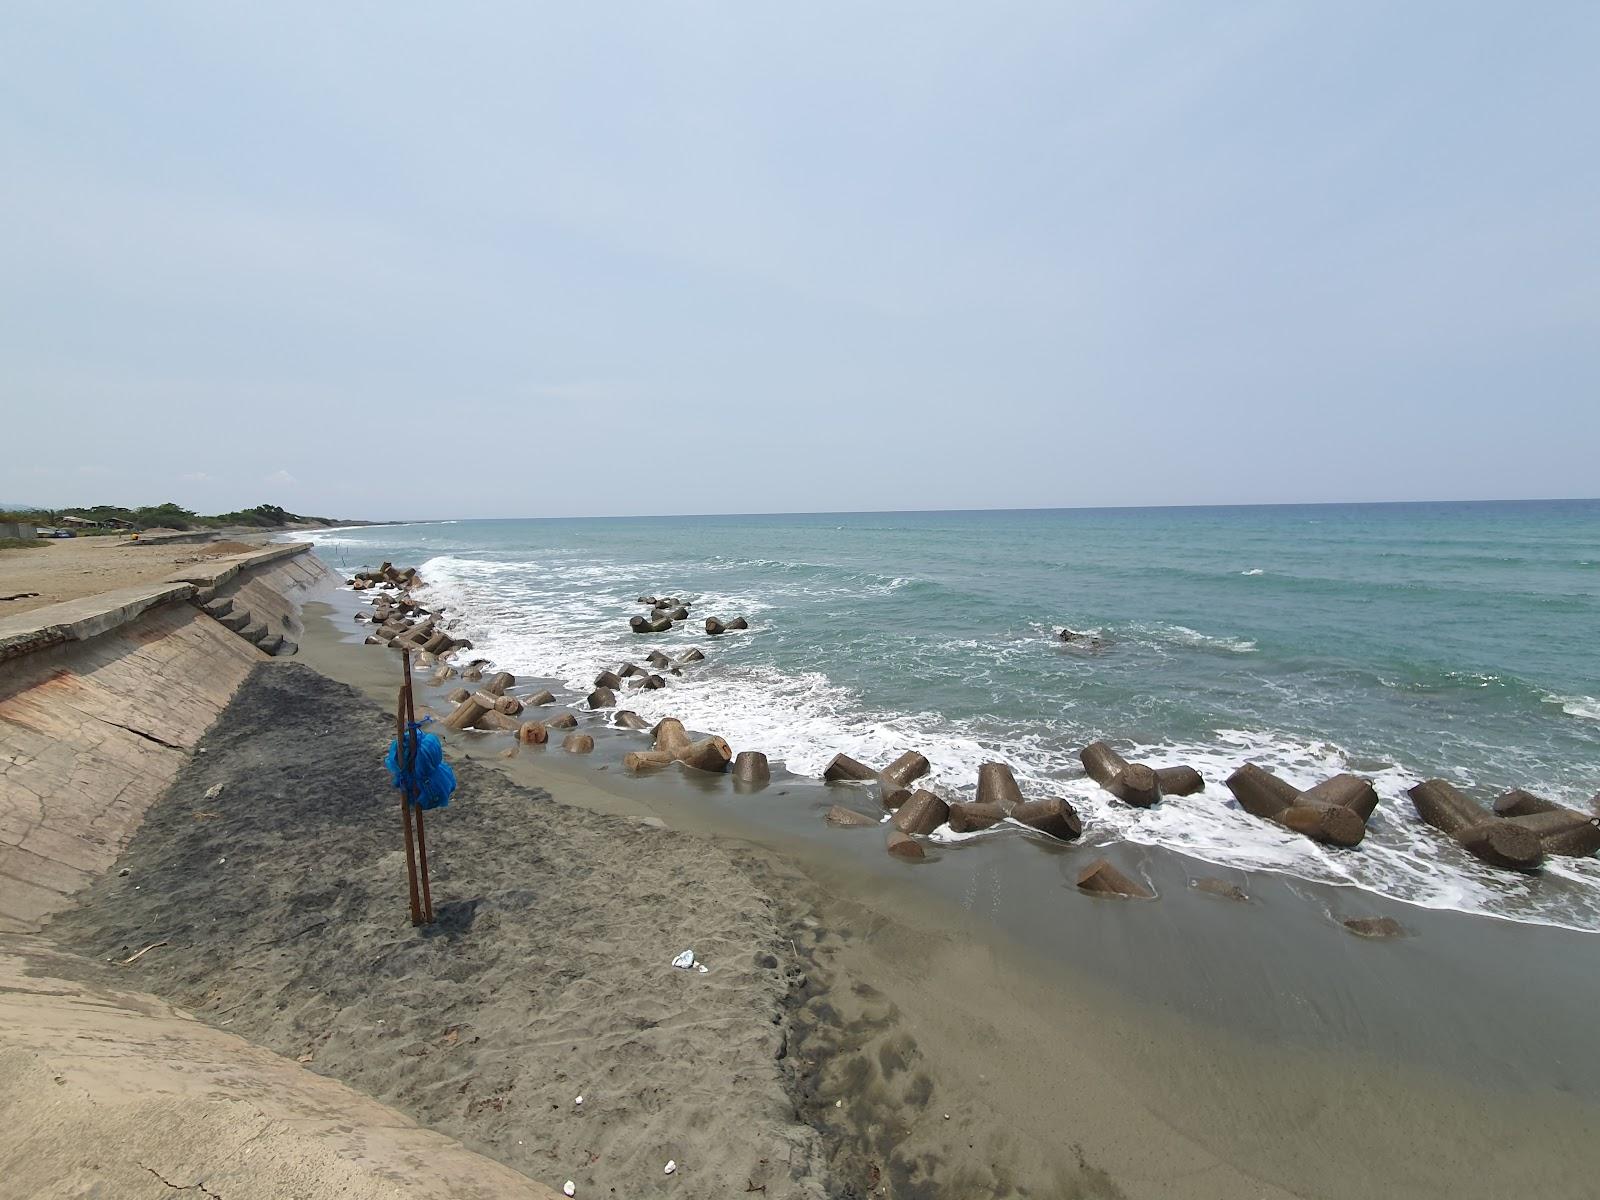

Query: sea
[[303, 500, 1600, 931]]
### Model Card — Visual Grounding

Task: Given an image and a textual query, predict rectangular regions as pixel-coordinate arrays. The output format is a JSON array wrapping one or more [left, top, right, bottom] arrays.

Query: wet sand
[[295, 574, 1600, 1199]]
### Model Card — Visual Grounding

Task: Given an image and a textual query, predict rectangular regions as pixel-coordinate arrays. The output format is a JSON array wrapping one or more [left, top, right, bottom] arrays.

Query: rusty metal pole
[[402, 652, 434, 925], [395, 682, 424, 927]]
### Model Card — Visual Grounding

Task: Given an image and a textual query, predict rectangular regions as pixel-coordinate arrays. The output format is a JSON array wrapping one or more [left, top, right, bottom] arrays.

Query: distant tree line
[[0, 502, 344, 532]]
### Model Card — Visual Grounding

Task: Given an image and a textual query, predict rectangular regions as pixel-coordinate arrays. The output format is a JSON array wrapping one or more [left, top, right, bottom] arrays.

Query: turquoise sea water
[[306, 500, 1600, 928]]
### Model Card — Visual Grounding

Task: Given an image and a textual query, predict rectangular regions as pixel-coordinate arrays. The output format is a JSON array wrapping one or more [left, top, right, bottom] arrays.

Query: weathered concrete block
[[886, 831, 925, 861], [823, 753, 877, 782], [1076, 859, 1154, 899], [1012, 797, 1083, 841], [891, 790, 949, 835], [733, 751, 770, 786]]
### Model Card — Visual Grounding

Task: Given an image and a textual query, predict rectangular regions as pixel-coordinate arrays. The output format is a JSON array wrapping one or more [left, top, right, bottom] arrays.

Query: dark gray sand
[[43, 663, 827, 1199]]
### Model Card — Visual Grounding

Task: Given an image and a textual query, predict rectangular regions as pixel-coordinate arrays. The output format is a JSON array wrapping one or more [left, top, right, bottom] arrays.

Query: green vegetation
[[0, 537, 46, 550], [0, 502, 350, 533]]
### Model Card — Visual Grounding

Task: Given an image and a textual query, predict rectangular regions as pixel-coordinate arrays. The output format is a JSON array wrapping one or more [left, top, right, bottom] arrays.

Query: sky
[[2, 3, 1596, 520]]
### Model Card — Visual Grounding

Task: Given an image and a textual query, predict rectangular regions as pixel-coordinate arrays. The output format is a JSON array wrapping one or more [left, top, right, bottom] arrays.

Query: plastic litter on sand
[[664, 1160, 677, 1175], [671, 949, 695, 969], [563, 1183, 575, 1197]]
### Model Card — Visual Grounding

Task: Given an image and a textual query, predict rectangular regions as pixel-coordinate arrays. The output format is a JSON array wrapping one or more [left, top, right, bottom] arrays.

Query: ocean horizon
[[369, 495, 1600, 526]]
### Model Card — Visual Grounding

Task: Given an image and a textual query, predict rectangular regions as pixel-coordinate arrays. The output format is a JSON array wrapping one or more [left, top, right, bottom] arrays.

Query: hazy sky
[[3, 3, 1596, 519]]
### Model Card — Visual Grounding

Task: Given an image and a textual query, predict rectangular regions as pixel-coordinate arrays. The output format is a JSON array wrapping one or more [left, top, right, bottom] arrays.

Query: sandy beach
[[287, 564, 1600, 1199], [0, 534, 270, 616]]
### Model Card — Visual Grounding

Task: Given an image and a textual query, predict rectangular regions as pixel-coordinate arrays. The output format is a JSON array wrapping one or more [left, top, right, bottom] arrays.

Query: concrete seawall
[[0, 602, 262, 932], [0, 543, 561, 1198], [0, 543, 328, 932]]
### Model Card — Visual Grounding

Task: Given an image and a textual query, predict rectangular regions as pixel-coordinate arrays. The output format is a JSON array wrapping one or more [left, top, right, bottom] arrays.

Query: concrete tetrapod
[[1408, 779, 1544, 870], [891, 790, 949, 835], [946, 802, 1008, 832], [613, 710, 651, 731], [677, 737, 734, 774], [733, 751, 770, 786], [1076, 859, 1154, 899], [878, 750, 930, 792], [679, 648, 706, 664], [886, 831, 926, 861], [547, 713, 578, 730], [525, 690, 556, 706], [824, 753, 878, 783], [1498, 810, 1600, 858], [645, 650, 672, 668], [562, 733, 594, 754], [593, 669, 623, 690], [1226, 764, 1367, 848], [1303, 773, 1380, 822], [586, 687, 617, 710], [481, 671, 516, 697], [652, 718, 691, 755], [1494, 788, 1561, 817], [976, 763, 1026, 814], [1079, 741, 1130, 786], [517, 721, 549, 745], [1012, 797, 1083, 841], [442, 694, 494, 731], [1154, 766, 1205, 796], [1081, 741, 1162, 807], [880, 788, 912, 812], [624, 750, 674, 772], [1106, 763, 1161, 808], [826, 805, 877, 827], [446, 687, 471, 704], [629, 616, 651, 633]]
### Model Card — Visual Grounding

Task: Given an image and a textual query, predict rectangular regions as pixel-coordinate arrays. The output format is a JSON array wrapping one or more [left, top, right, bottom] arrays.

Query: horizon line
[[363, 494, 1600, 526]]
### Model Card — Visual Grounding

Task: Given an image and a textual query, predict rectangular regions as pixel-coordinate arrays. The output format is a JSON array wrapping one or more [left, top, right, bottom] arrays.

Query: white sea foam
[[414, 552, 1600, 933], [1547, 694, 1600, 722], [1241, 568, 1264, 576], [1138, 623, 1258, 654]]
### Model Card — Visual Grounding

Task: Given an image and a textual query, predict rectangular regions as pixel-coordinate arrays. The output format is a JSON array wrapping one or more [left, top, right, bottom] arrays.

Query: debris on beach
[[563, 1180, 576, 1196], [1343, 916, 1405, 939], [672, 949, 696, 969], [664, 1160, 677, 1175], [204, 782, 225, 800], [118, 940, 168, 965], [1193, 878, 1249, 902]]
